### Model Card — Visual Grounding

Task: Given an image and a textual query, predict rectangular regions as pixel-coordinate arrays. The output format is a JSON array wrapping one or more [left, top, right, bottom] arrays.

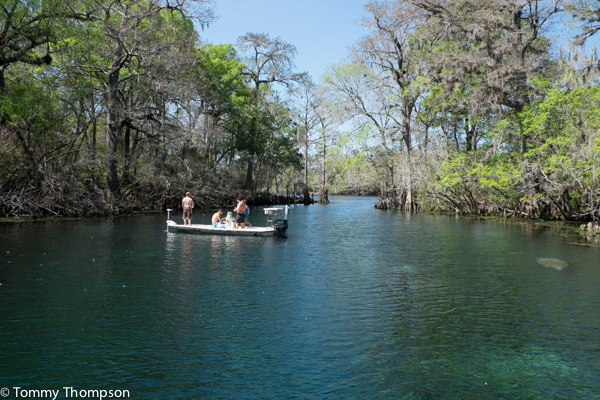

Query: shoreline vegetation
[[1, 188, 599, 247], [1, 0, 599, 246]]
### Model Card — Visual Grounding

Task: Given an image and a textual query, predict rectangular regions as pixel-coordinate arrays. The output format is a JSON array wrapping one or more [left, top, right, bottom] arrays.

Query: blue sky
[[198, 0, 371, 82], [197, 2, 591, 81]]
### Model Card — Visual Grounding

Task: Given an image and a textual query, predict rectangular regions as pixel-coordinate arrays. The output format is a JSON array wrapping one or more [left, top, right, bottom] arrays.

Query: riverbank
[[0, 186, 309, 221], [3, 190, 598, 247], [402, 210, 600, 247]]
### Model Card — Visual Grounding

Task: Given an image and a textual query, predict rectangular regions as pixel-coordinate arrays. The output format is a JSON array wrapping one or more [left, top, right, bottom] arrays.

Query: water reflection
[[0, 200, 599, 399], [180, 234, 194, 261], [210, 235, 221, 259]]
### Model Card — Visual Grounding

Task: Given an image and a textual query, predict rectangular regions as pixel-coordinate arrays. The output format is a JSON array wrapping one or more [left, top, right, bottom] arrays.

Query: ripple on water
[[0, 199, 599, 399]]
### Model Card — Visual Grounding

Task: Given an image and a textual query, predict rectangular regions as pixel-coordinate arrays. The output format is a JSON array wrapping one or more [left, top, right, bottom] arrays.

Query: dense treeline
[[1, 0, 600, 225], [309, 0, 600, 224], [0, 0, 305, 217]]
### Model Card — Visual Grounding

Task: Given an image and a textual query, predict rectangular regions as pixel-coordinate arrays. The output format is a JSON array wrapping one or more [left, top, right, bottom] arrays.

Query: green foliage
[[519, 87, 600, 211], [0, 79, 55, 127], [438, 151, 522, 208], [2, 0, 600, 221], [197, 44, 247, 112], [328, 131, 367, 172], [433, 84, 600, 218]]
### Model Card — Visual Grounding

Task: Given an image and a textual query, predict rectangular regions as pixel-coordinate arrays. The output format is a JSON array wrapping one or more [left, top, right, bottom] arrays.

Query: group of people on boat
[[182, 192, 250, 229], [211, 199, 250, 229]]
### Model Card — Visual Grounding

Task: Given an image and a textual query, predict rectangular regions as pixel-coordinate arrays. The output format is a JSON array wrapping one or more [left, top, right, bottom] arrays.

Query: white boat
[[166, 206, 289, 237]]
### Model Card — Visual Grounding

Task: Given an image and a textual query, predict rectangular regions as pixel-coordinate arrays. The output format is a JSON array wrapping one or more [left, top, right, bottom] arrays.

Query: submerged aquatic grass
[[537, 257, 569, 270]]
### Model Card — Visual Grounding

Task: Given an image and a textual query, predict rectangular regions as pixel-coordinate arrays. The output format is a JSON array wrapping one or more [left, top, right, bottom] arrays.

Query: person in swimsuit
[[211, 209, 225, 227], [244, 204, 251, 227], [233, 199, 246, 229], [182, 192, 194, 225]]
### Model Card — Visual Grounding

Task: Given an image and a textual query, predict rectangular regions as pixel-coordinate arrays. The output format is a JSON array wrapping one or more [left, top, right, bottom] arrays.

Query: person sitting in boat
[[233, 199, 247, 229], [211, 209, 226, 228]]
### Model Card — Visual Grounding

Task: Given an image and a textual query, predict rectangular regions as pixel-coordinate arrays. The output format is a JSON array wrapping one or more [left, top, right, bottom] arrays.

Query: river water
[[1, 196, 599, 399]]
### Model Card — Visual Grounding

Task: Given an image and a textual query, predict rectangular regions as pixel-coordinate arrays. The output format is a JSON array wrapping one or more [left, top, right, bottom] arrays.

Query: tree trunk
[[106, 78, 120, 192], [303, 184, 310, 205], [319, 139, 329, 204], [0, 69, 5, 97], [122, 124, 131, 184], [243, 158, 254, 189], [106, 55, 121, 193], [92, 114, 97, 161], [0, 69, 6, 124], [465, 118, 474, 153], [304, 141, 308, 187], [321, 138, 326, 195], [402, 100, 413, 211]]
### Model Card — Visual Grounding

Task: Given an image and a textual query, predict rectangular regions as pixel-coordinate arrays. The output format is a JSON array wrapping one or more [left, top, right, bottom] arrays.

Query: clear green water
[[1, 196, 599, 399]]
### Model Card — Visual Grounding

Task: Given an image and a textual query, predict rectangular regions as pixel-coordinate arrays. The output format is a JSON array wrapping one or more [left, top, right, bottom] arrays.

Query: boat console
[[264, 206, 289, 237]]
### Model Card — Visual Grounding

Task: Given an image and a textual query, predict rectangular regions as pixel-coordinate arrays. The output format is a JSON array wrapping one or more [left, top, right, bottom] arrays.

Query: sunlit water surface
[[1, 196, 599, 399]]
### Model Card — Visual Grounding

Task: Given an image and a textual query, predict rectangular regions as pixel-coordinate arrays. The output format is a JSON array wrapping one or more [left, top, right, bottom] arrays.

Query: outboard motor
[[272, 218, 288, 237]]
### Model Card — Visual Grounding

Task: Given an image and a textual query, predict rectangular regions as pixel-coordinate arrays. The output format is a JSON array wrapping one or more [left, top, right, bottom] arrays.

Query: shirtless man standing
[[233, 199, 246, 229], [182, 192, 194, 225]]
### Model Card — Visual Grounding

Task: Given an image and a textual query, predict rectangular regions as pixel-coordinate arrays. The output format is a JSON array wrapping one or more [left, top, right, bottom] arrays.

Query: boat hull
[[167, 221, 278, 236]]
